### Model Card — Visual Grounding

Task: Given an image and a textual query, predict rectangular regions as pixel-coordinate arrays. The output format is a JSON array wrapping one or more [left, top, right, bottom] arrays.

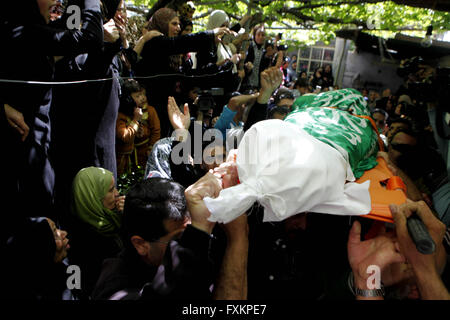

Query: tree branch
[[292, 0, 387, 11], [193, 0, 226, 6], [192, 9, 214, 20], [281, 7, 367, 27], [127, 5, 148, 16], [147, 0, 173, 20]]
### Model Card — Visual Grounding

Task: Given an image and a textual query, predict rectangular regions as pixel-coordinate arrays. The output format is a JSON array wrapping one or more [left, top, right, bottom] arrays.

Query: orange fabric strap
[[354, 115, 386, 152], [386, 176, 407, 194]]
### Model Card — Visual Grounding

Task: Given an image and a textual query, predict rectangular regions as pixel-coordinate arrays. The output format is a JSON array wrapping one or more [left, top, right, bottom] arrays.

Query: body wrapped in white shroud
[[204, 119, 372, 223]]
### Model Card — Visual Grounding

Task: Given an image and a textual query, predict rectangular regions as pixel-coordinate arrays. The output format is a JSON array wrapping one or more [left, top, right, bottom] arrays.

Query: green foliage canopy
[[127, 0, 449, 45]]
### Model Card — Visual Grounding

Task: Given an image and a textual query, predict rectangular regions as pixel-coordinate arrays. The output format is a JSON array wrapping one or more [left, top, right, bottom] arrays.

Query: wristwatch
[[348, 271, 385, 297]]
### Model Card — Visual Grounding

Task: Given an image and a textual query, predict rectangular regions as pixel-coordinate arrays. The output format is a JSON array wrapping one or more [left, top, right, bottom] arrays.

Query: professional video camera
[[397, 56, 450, 110], [195, 88, 224, 112]]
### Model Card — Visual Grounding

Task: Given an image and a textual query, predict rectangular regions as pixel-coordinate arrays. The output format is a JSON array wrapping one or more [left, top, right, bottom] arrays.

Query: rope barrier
[[0, 66, 234, 86]]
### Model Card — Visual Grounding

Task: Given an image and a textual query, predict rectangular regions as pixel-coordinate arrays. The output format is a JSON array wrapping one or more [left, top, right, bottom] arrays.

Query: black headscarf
[[101, 0, 122, 21], [6, 217, 56, 268], [1, 0, 45, 24], [3, 217, 61, 299]]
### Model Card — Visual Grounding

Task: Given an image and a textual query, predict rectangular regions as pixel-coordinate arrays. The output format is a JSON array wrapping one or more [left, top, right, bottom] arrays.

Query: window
[[297, 45, 335, 77]]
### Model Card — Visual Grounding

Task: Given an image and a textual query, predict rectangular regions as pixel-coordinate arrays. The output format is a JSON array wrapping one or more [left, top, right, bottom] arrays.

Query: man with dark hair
[[371, 108, 389, 147], [371, 108, 388, 133], [386, 117, 413, 141], [92, 177, 215, 300], [267, 87, 295, 120], [384, 127, 450, 224], [92, 173, 249, 300], [273, 87, 295, 109]]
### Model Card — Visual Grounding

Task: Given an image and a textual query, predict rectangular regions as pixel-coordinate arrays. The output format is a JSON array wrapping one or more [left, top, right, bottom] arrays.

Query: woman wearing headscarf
[[195, 10, 242, 90], [66, 166, 124, 299], [0, 0, 103, 238], [241, 24, 272, 91], [2, 217, 71, 300], [322, 64, 334, 88], [135, 7, 231, 138], [198, 10, 239, 71]]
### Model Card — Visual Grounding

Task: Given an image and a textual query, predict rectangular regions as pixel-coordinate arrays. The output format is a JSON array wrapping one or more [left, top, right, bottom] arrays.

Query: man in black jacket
[[92, 176, 219, 300]]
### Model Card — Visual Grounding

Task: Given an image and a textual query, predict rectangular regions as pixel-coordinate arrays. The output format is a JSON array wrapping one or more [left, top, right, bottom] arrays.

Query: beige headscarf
[[147, 7, 178, 36], [206, 10, 236, 73]]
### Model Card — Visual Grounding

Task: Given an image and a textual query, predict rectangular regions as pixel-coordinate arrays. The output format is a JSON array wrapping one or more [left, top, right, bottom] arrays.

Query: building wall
[[341, 49, 404, 93], [291, 38, 406, 94]]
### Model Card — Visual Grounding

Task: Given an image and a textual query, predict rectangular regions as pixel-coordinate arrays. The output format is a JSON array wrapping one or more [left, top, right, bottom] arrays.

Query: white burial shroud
[[204, 119, 372, 223]]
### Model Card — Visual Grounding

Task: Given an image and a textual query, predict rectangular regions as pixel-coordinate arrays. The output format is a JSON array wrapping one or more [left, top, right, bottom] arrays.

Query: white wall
[[341, 49, 404, 93]]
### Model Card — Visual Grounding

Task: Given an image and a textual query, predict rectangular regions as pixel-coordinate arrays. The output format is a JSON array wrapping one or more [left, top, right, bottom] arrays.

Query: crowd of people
[[1, 0, 449, 301]]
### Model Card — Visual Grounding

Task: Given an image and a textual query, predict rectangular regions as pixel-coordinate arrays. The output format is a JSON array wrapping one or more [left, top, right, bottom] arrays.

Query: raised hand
[[103, 19, 120, 43], [347, 220, 405, 291], [115, 195, 126, 213], [260, 67, 283, 94], [213, 162, 240, 189], [167, 96, 190, 131], [257, 67, 283, 104], [185, 172, 223, 234], [213, 27, 232, 44], [114, 13, 128, 48]]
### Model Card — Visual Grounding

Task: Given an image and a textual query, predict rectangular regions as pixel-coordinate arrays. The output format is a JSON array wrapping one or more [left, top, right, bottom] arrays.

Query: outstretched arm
[[15, 0, 104, 56], [244, 67, 283, 131]]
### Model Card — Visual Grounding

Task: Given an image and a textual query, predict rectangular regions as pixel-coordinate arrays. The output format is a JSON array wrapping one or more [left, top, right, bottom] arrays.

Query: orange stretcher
[[349, 112, 407, 224], [355, 156, 407, 224]]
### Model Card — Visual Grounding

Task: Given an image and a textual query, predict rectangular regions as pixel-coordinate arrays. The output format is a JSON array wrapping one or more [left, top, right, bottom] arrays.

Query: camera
[[397, 56, 425, 78], [222, 33, 237, 44], [396, 56, 450, 106], [277, 44, 288, 51], [195, 88, 224, 112]]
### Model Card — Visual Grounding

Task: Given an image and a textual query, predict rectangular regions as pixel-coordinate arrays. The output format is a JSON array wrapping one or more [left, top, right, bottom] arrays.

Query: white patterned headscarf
[[206, 10, 229, 30]]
